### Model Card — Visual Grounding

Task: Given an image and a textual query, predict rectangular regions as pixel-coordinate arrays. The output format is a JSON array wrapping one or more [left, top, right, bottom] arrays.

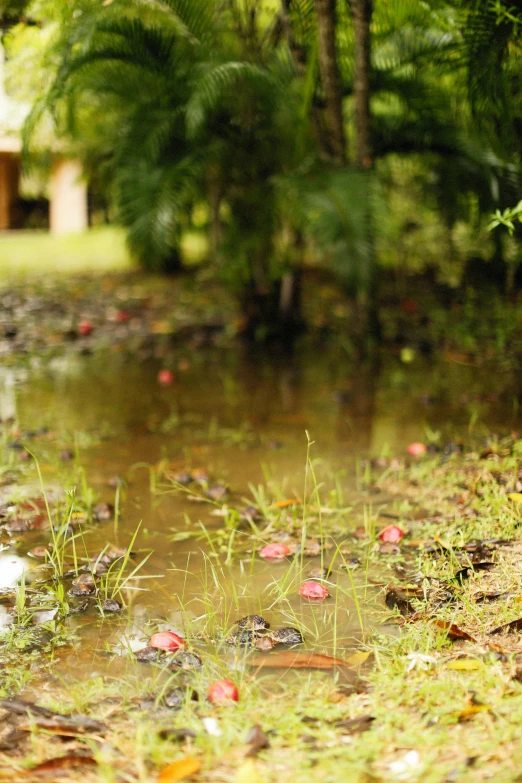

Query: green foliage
[[8, 0, 522, 331], [489, 199, 522, 235]]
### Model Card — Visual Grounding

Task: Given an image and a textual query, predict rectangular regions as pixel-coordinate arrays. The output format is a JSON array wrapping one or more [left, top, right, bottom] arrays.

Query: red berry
[[78, 319, 93, 336], [299, 580, 329, 601], [407, 442, 427, 457], [378, 524, 404, 544], [207, 679, 239, 704], [149, 631, 185, 651], [259, 543, 291, 562], [157, 369, 174, 386]]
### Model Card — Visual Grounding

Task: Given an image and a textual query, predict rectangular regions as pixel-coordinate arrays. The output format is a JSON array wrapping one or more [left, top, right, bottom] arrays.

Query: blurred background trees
[[3, 0, 522, 339]]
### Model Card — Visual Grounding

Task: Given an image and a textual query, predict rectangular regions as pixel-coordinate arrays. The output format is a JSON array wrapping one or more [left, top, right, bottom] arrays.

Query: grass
[[0, 226, 207, 280], [0, 227, 131, 278], [6, 435, 522, 780]]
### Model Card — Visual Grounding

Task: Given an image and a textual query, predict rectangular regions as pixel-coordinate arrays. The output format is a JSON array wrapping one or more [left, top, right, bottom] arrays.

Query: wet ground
[[1, 345, 521, 692]]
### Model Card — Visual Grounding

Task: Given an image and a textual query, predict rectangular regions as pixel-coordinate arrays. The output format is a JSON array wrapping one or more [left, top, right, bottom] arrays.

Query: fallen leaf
[[158, 758, 201, 782], [334, 714, 374, 734], [453, 704, 489, 721], [158, 728, 197, 742], [474, 591, 513, 603], [507, 493, 522, 504], [244, 724, 270, 757], [28, 754, 96, 776], [235, 760, 264, 783], [271, 499, 301, 509], [251, 651, 350, 669], [0, 699, 105, 735], [490, 617, 522, 635], [0, 729, 26, 752], [454, 562, 496, 581], [344, 651, 371, 668], [430, 619, 476, 642], [446, 659, 483, 671], [385, 589, 417, 617]]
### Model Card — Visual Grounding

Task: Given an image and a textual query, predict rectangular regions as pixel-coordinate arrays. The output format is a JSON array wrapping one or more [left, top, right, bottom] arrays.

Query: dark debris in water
[[237, 615, 269, 631]]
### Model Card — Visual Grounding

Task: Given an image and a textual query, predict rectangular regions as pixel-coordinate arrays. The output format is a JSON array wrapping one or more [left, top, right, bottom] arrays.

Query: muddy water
[[1, 347, 521, 686]]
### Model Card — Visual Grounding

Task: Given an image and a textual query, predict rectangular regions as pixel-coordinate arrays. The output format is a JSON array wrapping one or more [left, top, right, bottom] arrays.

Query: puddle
[[0, 346, 521, 690]]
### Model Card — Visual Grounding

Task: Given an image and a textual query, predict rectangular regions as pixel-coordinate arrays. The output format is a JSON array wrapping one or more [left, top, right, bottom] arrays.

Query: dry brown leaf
[[430, 619, 476, 642], [244, 724, 270, 757], [27, 754, 96, 776], [158, 757, 201, 782], [490, 616, 522, 635], [251, 651, 350, 669]]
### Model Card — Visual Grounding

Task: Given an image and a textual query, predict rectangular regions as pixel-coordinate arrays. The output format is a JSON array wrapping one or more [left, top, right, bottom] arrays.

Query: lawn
[[0, 228, 131, 278]]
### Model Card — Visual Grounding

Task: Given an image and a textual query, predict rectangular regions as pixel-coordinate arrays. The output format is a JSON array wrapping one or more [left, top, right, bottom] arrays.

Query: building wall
[[49, 159, 88, 235]]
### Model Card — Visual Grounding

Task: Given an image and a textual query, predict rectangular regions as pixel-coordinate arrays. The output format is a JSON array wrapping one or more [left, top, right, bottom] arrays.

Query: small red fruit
[[116, 309, 130, 323], [149, 631, 185, 651], [78, 319, 93, 336], [207, 679, 239, 704], [299, 580, 329, 601], [157, 369, 174, 386], [259, 543, 291, 562], [407, 442, 427, 457], [378, 524, 404, 544]]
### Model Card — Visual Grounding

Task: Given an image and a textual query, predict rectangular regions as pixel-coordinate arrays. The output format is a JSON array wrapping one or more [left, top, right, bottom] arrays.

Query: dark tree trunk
[[313, 0, 346, 166], [350, 0, 380, 341], [350, 0, 372, 167], [207, 165, 224, 263]]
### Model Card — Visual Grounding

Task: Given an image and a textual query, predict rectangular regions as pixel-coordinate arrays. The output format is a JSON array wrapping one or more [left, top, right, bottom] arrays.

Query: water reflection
[[0, 553, 29, 588], [3, 346, 522, 684]]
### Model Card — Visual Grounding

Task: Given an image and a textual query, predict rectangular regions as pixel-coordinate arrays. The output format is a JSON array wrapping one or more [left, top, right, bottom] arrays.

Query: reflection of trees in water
[[335, 363, 377, 455]]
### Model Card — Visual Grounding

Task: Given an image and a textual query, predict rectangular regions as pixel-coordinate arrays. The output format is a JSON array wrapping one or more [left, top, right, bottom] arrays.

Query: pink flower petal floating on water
[[299, 580, 329, 601], [149, 631, 185, 651], [207, 679, 239, 704], [407, 442, 427, 457], [259, 543, 291, 562], [378, 524, 404, 544]]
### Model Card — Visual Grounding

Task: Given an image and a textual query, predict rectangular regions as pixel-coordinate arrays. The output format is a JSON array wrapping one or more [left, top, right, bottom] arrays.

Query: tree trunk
[[350, 0, 372, 167], [207, 165, 224, 263], [313, 0, 346, 166]]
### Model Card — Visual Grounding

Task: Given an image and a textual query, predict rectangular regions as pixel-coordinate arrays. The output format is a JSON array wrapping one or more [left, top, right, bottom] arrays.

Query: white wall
[[49, 158, 88, 235]]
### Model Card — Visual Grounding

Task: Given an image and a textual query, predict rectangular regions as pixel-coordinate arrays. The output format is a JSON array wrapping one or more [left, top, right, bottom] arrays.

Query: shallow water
[[1, 345, 521, 688]]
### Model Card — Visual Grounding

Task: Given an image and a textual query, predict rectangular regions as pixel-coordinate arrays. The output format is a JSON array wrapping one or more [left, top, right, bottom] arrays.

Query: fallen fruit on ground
[[158, 369, 174, 386], [259, 543, 291, 561], [78, 319, 93, 336], [149, 631, 185, 651], [378, 524, 404, 543], [299, 580, 329, 601], [207, 679, 239, 704], [407, 442, 427, 457]]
